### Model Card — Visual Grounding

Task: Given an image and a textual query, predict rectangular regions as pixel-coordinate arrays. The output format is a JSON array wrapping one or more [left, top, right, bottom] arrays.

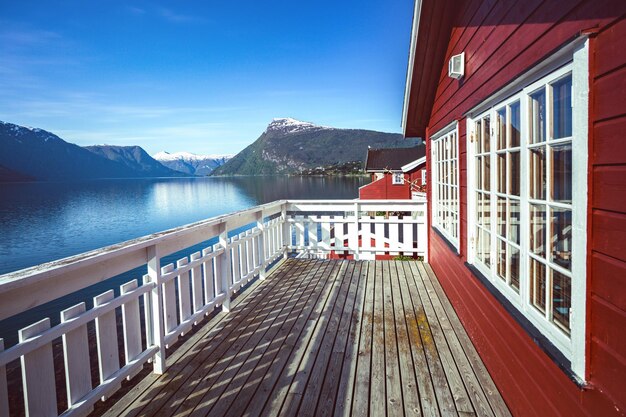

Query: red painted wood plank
[[592, 209, 626, 263], [594, 66, 626, 122], [592, 166, 626, 212], [589, 338, 626, 413], [593, 116, 626, 166], [594, 17, 626, 77], [591, 252, 626, 312], [590, 296, 626, 359]]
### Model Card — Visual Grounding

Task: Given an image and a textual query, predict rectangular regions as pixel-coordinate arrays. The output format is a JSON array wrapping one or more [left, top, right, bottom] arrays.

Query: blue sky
[[0, 1, 414, 155]]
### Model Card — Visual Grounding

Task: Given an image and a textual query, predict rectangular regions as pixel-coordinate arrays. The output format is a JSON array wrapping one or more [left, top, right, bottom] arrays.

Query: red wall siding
[[359, 168, 426, 200], [422, 1, 626, 416], [359, 175, 410, 200]]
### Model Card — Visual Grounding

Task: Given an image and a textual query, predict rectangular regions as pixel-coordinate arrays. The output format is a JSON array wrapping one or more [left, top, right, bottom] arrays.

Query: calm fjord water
[[0, 176, 367, 345], [0, 176, 367, 275]]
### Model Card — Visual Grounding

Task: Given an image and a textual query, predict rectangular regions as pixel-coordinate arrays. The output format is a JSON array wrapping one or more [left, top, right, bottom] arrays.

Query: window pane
[[496, 107, 506, 150], [552, 270, 571, 333], [509, 151, 520, 196], [509, 200, 520, 245], [531, 259, 546, 313], [484, 154, 491, 192], [497, 197, 506, 237], [510, 101, 521, 147], [530, 204, 546, 257], [476, 192, 483, 226], [476, 121, 482, 154], [475, 226, 482, 263], [482, 229, 491, 268], [497, 238, 506, 281], [551, 208, 572, 270], [551, 144, 572, 203], [530, 89, 546, 144], [483, 193, 491, 228], [552, 75, 572, 139], [497, 153, 506, 193], [529, 146, 546, 200], [483, 116, 490, 152], [509, 245, 520, 292], [476, 156, 482, 189]]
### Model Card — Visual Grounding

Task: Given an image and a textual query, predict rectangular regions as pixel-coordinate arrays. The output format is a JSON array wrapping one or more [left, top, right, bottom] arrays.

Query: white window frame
[[431, 121, 460, 251], [421, 169, 427, 185], [392, 172, 405, 185], [466, 39, 589, 381]]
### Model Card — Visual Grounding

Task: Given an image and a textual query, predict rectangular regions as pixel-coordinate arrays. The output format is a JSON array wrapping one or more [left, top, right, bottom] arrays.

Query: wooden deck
[[100, 259, 511, 417]]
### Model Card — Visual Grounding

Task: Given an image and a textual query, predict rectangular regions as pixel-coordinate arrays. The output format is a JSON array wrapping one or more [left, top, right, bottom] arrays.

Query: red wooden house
[[402, 1, 626, 416], [359, 145, 426, 200]]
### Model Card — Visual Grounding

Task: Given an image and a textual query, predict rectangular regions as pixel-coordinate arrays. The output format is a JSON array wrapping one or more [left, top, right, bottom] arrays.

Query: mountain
[[0, 164, 34, 182], [212, 118, 418, 176], [85, 145, 181, 177], [0, 121, 144, 181], [154, 151, 233, 176], [0, 121, 183, 181]]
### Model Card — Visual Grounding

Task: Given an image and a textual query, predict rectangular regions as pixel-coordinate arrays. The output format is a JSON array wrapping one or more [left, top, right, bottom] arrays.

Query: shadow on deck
[[97, 259, 511, 417]]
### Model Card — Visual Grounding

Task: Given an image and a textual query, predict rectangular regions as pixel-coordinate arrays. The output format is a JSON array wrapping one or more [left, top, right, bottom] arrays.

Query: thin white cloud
[[0, 28, 62, 46], [125, 6, 146, 15], [157, 7, 206, 24]]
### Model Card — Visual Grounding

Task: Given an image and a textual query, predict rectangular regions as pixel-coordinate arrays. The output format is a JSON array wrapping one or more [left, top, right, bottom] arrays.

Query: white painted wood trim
[[402, 0, 424, 136]]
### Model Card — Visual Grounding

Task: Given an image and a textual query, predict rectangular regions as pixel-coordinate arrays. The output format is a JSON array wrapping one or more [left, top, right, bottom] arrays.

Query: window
[[467, 40, 588, 379], [392, 172, 404, 185], [431, 122, 459, 249], [421, 169, 427, 185]]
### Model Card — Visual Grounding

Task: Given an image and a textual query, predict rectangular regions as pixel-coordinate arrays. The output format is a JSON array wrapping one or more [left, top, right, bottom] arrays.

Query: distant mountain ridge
[[85, 145, 181, 177], [0, 121, 187, 181], [154, 151, 233, 176], [212, 118, 417, 176], [0, 121, 143, 181]]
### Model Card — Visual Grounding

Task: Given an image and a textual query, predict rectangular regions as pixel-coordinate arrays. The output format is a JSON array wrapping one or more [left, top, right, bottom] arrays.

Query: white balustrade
[[0, 199, 426, 416]]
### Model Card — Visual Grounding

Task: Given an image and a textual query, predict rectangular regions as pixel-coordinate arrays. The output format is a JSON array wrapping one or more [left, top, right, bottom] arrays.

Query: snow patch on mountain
[[264, 117, 330, 135], [154, 151, 234, 162]]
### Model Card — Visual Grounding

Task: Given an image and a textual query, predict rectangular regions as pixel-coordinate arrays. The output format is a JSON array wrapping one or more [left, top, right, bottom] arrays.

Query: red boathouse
[[402, 0, 626, 416], [359, 145, 426, 200]]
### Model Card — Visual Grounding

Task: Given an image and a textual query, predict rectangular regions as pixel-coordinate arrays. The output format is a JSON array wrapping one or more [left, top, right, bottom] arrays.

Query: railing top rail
[[0, 199, 286, 292], [285, 199, 426, 204]]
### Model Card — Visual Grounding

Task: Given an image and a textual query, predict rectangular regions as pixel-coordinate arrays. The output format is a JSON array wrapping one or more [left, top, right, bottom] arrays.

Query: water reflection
[[0, 176, 368, 274]]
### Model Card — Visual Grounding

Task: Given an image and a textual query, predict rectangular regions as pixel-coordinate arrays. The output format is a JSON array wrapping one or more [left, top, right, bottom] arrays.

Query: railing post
[[353, 202, 361, 260], [256, 210, 267, 280], [423, 202, 429, 262], [281, 203, 290, 259], [146, 244, 166, 374], [0, 339, 8, 417], [218, 222, 232, 312]]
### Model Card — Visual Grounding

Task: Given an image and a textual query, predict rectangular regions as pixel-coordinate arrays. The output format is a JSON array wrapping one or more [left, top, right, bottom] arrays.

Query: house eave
[[401, 156, 427, 172], [401, 0, 423, 137]]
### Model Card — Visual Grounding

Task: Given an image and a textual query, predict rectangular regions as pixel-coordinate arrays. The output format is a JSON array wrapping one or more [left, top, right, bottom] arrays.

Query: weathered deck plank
[[100, 259, 510, 417]]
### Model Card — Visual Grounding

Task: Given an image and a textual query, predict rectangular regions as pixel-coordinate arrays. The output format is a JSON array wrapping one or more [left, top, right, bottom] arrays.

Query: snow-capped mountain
[[213, 117, 416, 176], [264, 117, 330, 135], [154, 151, 233, 176]]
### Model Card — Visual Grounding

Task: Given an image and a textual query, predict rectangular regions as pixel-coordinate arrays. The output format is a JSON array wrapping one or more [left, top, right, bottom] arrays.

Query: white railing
[[0, 199, 426, 417]]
